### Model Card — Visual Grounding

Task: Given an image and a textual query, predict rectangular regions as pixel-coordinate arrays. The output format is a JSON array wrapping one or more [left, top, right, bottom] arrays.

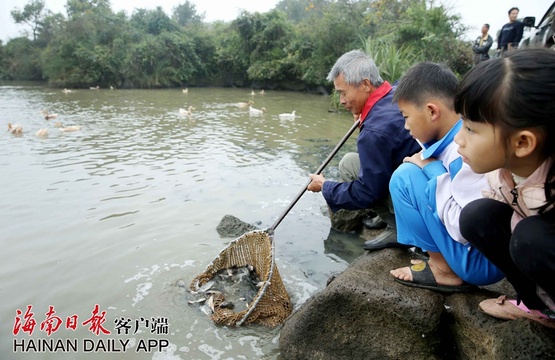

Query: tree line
[[0, 0, 474, 90]]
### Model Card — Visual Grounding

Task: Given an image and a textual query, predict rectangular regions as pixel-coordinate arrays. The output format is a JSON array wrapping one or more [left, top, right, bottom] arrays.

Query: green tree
[[172, 1, 204, 27], [367, 0, 472, 75], [130, 7, 179, 35], [123, 31, 200, 88], [65, 0, 112, 19], [213, 23, 250, 85], [233, 10, 298, 83], [11, 0, 49, 41], [40, 4, 134, 87], [3, 37, 42, 80], [291, 1, 369, 86]]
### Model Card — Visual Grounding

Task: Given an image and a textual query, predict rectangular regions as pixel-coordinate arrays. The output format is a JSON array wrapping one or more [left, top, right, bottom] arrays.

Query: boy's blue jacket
[[323, 83, 419, 212]]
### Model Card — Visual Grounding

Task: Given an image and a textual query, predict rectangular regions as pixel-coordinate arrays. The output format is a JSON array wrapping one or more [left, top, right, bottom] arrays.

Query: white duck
[[250, 90, 256, 96], [259, 89, 265, 95], [7, 123, 23, 135], [59, 125, 82, 132], [89, 86, 100, 90], [36, 128, 49, 137], [179, 105, 195, 117], [62, 88, 73, 94], [249, 106, 267, 116], [278, 110, 296, 120], [235, 100, 254, 108], [182, 88, 189, 94], [42, 110, 58, 120]]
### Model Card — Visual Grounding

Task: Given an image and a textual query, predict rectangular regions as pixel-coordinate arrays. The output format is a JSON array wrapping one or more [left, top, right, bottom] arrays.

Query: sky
[[0, 0, 552, 44]]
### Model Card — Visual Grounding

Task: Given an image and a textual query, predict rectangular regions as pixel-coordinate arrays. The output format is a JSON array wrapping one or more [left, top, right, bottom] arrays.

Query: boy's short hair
[[392, 62, 458, 111], [508, 7, 519, 15]]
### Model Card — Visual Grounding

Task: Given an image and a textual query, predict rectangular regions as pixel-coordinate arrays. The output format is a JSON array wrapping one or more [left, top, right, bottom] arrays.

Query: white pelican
[[249, 106, 266, 116]]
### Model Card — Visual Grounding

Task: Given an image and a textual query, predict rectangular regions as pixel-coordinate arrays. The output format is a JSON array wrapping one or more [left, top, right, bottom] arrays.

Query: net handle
[[268, 118, 361, 233]]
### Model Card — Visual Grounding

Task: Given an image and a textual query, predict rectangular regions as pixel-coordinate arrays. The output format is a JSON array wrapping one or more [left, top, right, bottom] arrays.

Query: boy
[[387, 62, 504, 291]]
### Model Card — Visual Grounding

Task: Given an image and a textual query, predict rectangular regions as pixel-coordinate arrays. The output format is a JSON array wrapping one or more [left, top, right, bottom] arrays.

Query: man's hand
[[403, 152, 436, 168], [308, 174, 325, 192]]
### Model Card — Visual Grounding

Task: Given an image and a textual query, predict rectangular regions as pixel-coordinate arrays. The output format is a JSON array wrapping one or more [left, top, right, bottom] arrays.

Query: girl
[[454, 48, 555, 328]]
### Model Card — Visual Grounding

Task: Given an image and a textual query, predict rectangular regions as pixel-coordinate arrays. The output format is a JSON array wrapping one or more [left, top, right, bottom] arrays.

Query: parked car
[[520, 1, 555, 49]]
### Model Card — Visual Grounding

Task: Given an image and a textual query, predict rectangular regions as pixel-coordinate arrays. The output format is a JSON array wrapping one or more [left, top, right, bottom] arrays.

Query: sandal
[[479, 295, 555, 329], [393, 259, 475, 293]]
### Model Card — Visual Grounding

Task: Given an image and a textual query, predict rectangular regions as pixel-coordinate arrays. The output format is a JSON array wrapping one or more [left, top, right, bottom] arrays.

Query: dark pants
[[460, 198, 555, 309]]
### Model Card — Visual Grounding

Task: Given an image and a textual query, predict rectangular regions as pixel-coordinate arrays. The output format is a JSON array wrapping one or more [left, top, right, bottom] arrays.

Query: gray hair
[[326, 49, 384, 87]]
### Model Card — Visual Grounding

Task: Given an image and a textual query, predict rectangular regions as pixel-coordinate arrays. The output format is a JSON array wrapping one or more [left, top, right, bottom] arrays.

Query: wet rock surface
[[217, 212, 555, 358], [280, 234, 555, 360], [216, 214, 259, 237]]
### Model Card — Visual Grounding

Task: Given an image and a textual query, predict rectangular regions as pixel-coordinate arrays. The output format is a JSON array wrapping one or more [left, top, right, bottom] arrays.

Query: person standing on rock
[[457, 49, 555, 328], [497, 7, 524, 56], [387, 61, 504, 291], [472, 23, 493, 64], [307, 49, 420, 250]]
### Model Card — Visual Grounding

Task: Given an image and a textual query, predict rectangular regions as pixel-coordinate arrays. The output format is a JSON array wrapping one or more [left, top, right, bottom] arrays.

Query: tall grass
[[363, 37, 423, 83]]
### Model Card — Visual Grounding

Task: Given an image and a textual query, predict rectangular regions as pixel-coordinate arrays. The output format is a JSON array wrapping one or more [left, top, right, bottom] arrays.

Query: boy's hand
[[403, 152, 436, 168]]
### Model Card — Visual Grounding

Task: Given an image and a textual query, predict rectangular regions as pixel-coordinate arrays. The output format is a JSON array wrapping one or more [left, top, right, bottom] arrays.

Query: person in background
[[497, 7, 524, 55], [472, 24, 493, 64], [387, 62, 504, 292], [456, 48, 555, 329], [307, 49, 420, 251]]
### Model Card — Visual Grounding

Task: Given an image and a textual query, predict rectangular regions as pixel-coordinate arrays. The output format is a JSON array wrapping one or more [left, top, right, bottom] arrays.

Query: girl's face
[[454, 119, 508, 174]]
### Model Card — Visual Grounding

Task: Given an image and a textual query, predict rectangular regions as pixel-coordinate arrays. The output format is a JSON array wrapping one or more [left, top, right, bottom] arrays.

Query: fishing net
[[190, 230, 292, 327]]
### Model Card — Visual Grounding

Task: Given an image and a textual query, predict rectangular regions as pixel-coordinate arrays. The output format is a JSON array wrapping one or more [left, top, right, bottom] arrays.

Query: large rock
[[327, 208, 374, 233], [216, 214, 258, 237], [279, 248, 555, 359]]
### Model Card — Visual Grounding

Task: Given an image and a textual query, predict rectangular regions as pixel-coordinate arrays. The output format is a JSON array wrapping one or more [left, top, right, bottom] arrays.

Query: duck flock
[[7, 87, 298, 138], [179, 88, 298, 121], [7, 108, 82, 138]]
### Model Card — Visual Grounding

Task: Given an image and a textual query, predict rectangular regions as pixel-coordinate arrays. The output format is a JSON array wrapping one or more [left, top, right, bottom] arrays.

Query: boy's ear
[[513, 130, 538, 158], [426, 103, 440, 121]]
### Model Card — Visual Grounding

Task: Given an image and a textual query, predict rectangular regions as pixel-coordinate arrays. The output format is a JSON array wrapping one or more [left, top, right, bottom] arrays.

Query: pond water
[[0, 84, 365, 360]]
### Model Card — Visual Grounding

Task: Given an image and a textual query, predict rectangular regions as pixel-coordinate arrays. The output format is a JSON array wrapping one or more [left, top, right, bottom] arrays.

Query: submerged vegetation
[[0, 0, 473, 90]]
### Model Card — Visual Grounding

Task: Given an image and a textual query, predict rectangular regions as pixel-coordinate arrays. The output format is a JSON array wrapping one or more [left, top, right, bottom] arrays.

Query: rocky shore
[[217, 213, 555, 359]]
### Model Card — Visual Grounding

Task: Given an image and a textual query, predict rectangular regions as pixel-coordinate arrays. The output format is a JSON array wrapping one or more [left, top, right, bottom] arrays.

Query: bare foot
[[390, 258, 464, 287]]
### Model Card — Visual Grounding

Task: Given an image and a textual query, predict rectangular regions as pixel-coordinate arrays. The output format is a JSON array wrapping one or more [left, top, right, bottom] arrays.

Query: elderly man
[[308, 49, 420, 250]]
